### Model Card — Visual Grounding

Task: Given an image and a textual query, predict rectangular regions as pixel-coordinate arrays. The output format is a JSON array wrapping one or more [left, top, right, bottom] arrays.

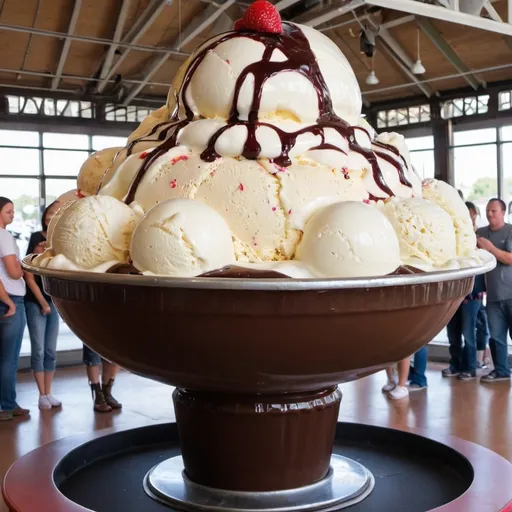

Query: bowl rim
[[21, 253, 496, 292]]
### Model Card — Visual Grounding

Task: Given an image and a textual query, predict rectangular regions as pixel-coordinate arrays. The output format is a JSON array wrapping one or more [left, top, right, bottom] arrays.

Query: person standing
[[84, 347, 122, 413], [476, 198, 512, 383], [0, 197, 30, 421], [442, 201, 488, 380], [386, 345, 428, 400], [24, 202, 62, 410]]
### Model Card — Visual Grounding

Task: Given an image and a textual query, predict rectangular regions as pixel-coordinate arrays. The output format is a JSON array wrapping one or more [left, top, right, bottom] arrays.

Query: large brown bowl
[[22, 256, 495, 494]]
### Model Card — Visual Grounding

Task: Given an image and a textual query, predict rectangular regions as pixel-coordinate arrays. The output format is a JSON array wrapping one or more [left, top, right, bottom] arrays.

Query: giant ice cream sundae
[[35, 0, 484, 278]]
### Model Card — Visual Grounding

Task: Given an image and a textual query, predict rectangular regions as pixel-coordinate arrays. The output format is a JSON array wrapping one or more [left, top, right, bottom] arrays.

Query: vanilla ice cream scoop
[[380, 197, 457, 268], [295, 201, 400, 277], [50, 195, 138, 269], [77, 147, 124, 196], [422, 178, 476, 256], [130, 198, 235, 277]]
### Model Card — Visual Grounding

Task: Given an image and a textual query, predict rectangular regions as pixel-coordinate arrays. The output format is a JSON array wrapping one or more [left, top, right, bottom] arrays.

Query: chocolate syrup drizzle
[[123, 23, 414, 205]]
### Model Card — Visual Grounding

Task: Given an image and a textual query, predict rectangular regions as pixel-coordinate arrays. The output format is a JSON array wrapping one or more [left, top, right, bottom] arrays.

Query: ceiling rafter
[[51, 0, 82, 90], [97, 0, 171, 94], [304, 0, 365, 28], [122, 0, 237, 106], [416, 17, 486, 90], [378, 27, 435, 97], [94, 0, 132, 93]]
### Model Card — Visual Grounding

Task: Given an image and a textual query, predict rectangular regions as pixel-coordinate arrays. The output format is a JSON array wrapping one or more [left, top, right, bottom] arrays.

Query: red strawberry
[[241, 1, 283, 34], [233, 18, 246, 31]]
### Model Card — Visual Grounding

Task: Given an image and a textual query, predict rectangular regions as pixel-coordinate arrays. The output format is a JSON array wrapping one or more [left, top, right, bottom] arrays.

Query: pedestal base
[[144, 454, 374, 512]]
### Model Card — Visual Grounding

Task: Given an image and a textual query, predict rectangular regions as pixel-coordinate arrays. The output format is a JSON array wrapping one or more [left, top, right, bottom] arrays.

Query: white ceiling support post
[[122, 0, 236, 106], [304, 0, 365, 27], [51, 0, 82, 89], [417, 17, 485, 89], [451, 0, 460, 11], [362, 0, 512, 36], [97, 0, 170, 94], [95, 0, 131, 93]]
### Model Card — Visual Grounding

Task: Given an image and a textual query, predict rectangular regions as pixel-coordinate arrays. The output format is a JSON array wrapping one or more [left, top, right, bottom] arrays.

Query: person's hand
[[34, 242, 46, 255], [477, 237, 494, 252], [3, 302, 16, 318], [41, 302, 51, 315]]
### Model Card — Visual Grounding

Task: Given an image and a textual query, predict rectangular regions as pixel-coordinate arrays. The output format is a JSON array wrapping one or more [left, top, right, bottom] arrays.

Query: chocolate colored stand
[[4, 422, 512, 512], [19, 257, 497, 511]]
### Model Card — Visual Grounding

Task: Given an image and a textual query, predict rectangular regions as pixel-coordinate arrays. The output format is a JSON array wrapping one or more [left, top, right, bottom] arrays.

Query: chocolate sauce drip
[[199, 265, 288, 279], [388, 265, 424, 275], [372, 141, 412, 188], [106, 263, 142, 275], [122, 22, 411, 204]]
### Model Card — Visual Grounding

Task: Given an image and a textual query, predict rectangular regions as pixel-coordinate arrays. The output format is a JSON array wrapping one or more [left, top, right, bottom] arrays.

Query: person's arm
[[477, 235, 512, 265], [0, 277, 15, 317], [23, 272, 51, 315], [0, 231, 23, 279]]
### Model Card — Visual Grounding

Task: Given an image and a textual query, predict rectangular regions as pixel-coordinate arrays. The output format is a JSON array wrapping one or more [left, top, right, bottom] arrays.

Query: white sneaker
[[46, 394, 62, 408], [38, 395, 52, 410], [388, 386, 409, 400], [381, 380, 396, 393]]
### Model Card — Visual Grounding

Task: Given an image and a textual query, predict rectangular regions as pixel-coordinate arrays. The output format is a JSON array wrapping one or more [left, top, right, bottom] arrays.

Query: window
[[43, 150, 87, 176], [0, 148, 40, 175], [453, 144, 497, 225], [45, 179, 79, 204], [43, 132, 89, 150], [502, 125, 512, 142], [453, 128, 496, 146], [0, 130, 39, 147], [405, 136, 434, 180], [92, 135, 127, 151], [501, 143, 512, 222]]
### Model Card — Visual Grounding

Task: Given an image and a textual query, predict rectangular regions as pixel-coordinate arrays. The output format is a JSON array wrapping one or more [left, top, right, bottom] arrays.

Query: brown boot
[[102, 378, 122, 410], [90, 383, 112, 413]]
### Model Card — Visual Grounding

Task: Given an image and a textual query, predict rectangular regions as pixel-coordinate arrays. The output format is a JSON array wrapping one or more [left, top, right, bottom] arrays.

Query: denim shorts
[[82, 344, 103, 366]]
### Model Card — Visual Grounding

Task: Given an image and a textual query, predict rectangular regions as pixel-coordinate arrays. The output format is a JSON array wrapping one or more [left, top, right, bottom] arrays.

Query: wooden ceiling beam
[[94, 0, 132, 93], [416, 17, 486, 90], [97, 0, 170, 94], [51, 0, 82, 90], [122, 0, 237, 106], [378, 27, 435, 97]]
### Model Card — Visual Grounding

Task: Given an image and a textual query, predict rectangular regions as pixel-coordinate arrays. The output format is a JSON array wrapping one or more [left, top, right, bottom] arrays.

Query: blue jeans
[[25, 300, 59, 372], [485, 300, 512, 377], [446, 299, 482, 374], [408, 345, 428, 387], [476, 305, 490, 351], [0, 296, 26, 411]]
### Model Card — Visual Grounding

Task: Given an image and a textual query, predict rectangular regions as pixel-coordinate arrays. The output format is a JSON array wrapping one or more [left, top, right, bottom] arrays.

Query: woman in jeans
[[24, 202, 62, 410], [0, 197, 30, 421]]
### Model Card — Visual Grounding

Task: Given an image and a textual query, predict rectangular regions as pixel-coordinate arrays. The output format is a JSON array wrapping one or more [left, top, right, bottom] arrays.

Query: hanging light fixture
[[366, 53, 379, 85], [412, 27, 426, 75]]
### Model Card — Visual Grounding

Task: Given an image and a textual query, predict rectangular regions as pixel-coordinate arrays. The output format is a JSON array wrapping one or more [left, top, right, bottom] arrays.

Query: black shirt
[[25, 231, 50, 304]]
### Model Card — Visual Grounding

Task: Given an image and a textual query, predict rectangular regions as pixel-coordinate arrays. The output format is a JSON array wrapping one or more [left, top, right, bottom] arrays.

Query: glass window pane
[[45, 179, 78, 204], [43, 150, 88, 177], [409, 150, 435, 180], [0, 148, 40, 175], [0, 177, 40, 255], [502, 125, 512, 142], [454, 144, 497, 228], [405, 136, 434, 151], [42, 132, 89, 149], [92, 135, 127, 151], [453, 128, 496, 146], [0, 130, 39, 147], [501, 143, 512, 223]]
